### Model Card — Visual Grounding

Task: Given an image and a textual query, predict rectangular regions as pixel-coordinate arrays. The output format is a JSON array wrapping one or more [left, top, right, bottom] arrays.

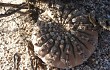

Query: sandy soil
[[0, 0, 110, 70]]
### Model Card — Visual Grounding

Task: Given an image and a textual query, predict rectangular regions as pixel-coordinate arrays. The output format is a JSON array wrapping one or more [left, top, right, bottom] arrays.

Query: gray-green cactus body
[[31, 3, 98, 68]]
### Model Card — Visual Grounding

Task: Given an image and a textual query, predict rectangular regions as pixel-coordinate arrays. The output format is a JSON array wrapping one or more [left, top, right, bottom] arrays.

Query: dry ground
[[0, 0, 110, 70]]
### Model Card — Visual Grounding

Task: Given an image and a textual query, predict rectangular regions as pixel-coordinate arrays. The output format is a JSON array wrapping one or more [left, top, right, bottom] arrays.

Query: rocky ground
[[0, 0, 110, 70]]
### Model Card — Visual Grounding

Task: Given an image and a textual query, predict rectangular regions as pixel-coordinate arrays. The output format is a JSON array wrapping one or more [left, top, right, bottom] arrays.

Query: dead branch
[[0, 3, 29, 18], [0, 2, 28, 9]]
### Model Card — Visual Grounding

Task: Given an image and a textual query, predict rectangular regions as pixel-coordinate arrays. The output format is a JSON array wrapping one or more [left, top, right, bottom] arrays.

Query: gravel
[[0, 0, 110, 70]]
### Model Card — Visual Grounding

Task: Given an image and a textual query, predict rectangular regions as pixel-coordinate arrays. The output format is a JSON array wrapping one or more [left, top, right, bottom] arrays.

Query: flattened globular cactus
[[31, 6, 98, 68]]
